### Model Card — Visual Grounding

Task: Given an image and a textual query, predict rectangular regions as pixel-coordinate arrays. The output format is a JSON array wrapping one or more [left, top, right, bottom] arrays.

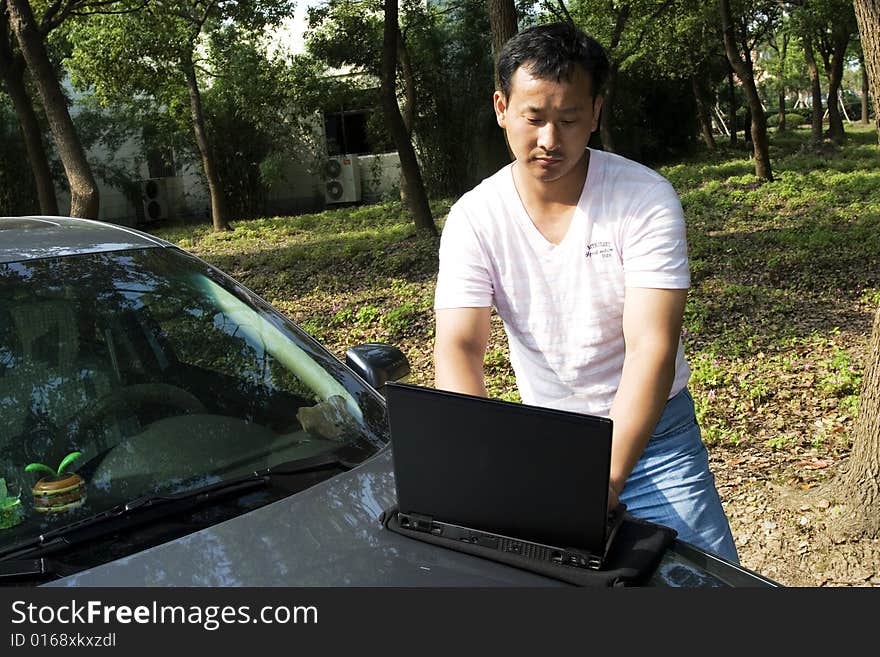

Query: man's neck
[[511, 150, 590, 244]]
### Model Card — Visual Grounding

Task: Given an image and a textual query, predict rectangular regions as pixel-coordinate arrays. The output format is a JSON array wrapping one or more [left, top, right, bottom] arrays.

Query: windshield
[[0, 247, 387, 565]]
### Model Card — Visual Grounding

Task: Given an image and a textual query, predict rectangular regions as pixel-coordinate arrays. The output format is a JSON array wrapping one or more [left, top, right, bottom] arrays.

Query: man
[[433, 21, 738, 563]]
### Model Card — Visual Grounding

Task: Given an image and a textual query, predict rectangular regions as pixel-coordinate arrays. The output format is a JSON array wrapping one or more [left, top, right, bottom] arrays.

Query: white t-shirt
[[434, 148, 691, 418]]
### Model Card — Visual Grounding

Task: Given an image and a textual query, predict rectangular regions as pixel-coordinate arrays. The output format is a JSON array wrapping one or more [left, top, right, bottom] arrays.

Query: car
[[0, 216, 777, 588]]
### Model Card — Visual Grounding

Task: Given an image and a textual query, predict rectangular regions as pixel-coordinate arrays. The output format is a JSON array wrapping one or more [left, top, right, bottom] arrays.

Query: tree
[[718, 0, 775, 180], [6, 0, 99, 217], [824, 0, 880, 539], [853, 0, 879, 143], [68, 0, 291, 232], [799, 26, 825, 144], [810, 0, 858, 144], [566, 0, 678, 153], [380, 0, 436, 236], [647, 0, 732, 152], [487, 0, 517, 91], [0, 2, 57, 215], [765, 17, 791, 132]]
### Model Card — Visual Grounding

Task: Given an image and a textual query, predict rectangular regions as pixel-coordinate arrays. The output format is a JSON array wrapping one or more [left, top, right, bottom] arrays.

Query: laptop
[[384, 382, 625, 571]]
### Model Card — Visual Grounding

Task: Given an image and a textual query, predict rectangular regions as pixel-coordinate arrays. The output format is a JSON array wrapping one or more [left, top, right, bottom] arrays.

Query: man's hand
[[434, 306, 492, 396], [607, 481, 621, 512]]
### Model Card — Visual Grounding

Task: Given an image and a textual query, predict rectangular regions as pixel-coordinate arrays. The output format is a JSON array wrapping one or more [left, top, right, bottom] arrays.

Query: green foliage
[[203, 26, 321, 219], [818, 345, 861, 398], [767, 113, 807, 127], [0, 101, 39, 215], [403, 0, 507, 196], [0, 478, 9, 507], [24, 451, 82, 478]]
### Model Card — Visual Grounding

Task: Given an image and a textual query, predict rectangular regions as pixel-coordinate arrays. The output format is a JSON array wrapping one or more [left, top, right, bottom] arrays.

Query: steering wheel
[[60, 383, 208, 448]]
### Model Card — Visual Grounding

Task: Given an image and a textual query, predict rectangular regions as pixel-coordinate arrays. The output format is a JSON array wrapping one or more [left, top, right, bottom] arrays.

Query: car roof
[[0, 216, 174, 264]]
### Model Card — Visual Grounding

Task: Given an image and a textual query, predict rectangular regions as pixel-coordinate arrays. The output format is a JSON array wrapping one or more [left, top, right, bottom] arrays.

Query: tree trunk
[[487, 0, 517, 92], [831, 303, 880, 537], [599, 64, 618, 153], [6, 0, 98, 218], [487, 0, 517, 162], [743, 103, 752, 144], [181, 51, 230, 232], [599, 6, 631, 155], [860, 54, 870, 125], [803, 34, 824, 145], [719, 0, 772, 180], [692, 76, 716, 151], [854, 0, 880, 144], [728, 66, 737, 144], [831, 0, 880, 537], [397, 27, 416, 209], [381, 0, 436, 237], [398, 30, 416, 136], [821, 29, 850, 145], [0, 23, 57, 215]]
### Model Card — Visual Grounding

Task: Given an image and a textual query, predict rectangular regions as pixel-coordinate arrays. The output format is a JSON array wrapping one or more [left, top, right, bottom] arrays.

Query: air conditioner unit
[[140, 178, 169, 223], [323, 155, 362, 204]]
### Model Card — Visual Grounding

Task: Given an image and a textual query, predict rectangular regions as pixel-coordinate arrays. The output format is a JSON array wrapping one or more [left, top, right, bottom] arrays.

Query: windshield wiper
[[0, 446, 361, 564]]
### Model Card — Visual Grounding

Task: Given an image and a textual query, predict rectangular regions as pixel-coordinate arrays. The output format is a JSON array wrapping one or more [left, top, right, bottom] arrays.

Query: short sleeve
[[434, 204, 494, 309], [622, 180, 690, 290]]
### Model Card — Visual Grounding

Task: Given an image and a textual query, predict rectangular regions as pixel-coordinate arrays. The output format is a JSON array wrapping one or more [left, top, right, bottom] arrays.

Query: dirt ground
[[711, 444, 880, 587]]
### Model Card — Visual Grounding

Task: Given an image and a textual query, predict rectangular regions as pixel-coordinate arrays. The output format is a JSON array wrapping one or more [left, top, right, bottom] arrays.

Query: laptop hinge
[[398, 512, 439, 535]]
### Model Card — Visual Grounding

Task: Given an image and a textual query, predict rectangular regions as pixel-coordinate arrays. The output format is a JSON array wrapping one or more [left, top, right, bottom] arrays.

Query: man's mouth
[[533, 154, 562, 165]]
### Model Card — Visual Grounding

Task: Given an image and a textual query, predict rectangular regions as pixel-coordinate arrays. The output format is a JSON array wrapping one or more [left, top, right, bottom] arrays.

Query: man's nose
[[536, 122, 559, 152]]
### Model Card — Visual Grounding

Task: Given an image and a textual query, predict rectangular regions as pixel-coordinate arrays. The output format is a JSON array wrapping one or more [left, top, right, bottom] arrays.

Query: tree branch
[[617, 0, 677, 64]]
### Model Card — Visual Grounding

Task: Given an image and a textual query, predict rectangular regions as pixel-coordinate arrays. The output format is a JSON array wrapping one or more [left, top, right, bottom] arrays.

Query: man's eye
[[527, 118, 542, 125]]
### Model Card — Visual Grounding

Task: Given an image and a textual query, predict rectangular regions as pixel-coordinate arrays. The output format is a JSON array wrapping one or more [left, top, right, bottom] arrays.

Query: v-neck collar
[[505, 149, 599, 254]]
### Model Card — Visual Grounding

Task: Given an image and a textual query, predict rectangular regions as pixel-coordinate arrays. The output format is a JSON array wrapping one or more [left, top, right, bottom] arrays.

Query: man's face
[[494, 63, 602, 184]]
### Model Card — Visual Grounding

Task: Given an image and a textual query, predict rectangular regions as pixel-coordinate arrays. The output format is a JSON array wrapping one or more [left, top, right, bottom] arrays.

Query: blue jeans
[[619, 388, 739, 563]]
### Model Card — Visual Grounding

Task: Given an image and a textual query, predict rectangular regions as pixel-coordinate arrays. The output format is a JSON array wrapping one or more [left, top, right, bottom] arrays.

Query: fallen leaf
[[818, 499, 831, 509], [797, 459, 832, 469]]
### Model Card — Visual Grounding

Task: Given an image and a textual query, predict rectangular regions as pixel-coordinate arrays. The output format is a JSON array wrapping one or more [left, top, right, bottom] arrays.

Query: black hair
[[497, 22, 609, 99]]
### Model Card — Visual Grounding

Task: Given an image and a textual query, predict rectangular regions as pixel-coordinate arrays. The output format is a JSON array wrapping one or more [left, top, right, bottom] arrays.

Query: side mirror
[[345, 343, 411, 395]]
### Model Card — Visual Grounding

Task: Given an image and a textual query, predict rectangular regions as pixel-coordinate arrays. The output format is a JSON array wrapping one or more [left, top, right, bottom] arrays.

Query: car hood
[[46, 447, 566, 587], [46, 446, 746, 587]]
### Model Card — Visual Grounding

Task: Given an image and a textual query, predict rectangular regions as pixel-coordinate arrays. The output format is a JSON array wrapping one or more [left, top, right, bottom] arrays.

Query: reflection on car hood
[[46, 447, 563, 587]]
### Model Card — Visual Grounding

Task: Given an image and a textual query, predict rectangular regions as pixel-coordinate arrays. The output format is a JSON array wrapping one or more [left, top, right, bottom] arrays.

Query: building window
[[324, 109, 370, 156], [146, 146, 176, 179]]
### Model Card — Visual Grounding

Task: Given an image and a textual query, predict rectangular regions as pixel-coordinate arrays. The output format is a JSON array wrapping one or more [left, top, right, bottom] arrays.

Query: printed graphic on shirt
[[585, 241, 614, 259]]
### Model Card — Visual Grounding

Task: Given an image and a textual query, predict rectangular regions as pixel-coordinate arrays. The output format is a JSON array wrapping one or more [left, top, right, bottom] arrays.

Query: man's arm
[[434, 307, 492, 396], [607, 287, 688, 508]]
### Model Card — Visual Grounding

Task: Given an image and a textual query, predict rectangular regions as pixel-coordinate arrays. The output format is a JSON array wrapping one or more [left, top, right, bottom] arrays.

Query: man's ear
[[493, 90, 508, 129], [591, 95, 604, 133]]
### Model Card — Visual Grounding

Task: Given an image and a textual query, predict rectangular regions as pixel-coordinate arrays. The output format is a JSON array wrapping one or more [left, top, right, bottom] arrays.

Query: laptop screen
[[385, 382, 614, 554]]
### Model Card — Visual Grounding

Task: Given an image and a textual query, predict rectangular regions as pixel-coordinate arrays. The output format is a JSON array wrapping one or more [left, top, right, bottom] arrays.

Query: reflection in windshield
[[0, 248, 386, 562]]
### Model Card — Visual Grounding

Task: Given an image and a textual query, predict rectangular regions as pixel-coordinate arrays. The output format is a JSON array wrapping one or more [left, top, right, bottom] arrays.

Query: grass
[[152, 123, 879, 459]]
